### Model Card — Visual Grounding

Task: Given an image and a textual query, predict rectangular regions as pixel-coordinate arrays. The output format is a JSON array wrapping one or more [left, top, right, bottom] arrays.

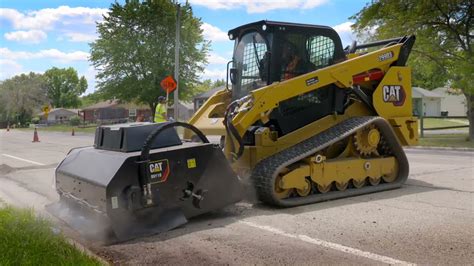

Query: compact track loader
[[48, 21, 418, 241]]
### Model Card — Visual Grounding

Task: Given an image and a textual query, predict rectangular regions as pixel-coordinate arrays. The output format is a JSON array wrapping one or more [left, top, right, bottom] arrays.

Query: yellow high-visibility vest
[[154, 103, 166, 123]]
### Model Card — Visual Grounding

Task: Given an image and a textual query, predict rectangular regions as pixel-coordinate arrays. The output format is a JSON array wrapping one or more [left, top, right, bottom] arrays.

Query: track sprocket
[[353, 125, 380, 156]]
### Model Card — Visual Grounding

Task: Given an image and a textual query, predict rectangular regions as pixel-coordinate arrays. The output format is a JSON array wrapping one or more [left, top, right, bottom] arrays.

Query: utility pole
[[173, 4, 180, 120]]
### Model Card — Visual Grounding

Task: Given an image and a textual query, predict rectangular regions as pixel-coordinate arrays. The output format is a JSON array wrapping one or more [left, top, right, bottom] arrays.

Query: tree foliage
[[80, 91, 103, 108], [192, 79, 226, 96], [352, 0, 472, 89], [351, 0, 474, 139], [90, 0, 210, 113], [0, 73, 48, 125], [44, 67, 88, 108]]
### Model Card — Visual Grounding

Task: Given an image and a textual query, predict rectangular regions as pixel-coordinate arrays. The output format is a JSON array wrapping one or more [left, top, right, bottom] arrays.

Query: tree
[[351, 0, 474, 140], [0, 72, 48, 125], [191, 79, 226, 96], [90, 0, 210, 116], [44, 67, 88, 108], [80, 91, 103, 108], [211, 79, 226, 88]]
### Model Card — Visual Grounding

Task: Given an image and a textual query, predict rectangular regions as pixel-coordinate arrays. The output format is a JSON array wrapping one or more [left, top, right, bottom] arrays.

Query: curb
[[65, 238, 110, 265], [405, 146, 474, 152]]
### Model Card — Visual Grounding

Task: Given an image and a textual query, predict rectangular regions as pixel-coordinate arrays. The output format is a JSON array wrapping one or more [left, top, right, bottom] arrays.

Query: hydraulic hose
[[223, 101, 245, 161], [137, 122, 209, 203]]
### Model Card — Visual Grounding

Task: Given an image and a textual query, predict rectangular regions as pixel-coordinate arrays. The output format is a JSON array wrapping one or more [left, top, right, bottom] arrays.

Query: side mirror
[[226, 60, 234, 90], [229, 68, 238, 85]]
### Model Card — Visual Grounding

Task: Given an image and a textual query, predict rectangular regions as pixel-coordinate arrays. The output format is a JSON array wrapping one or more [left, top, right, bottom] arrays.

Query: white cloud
[[0, 6, 107, 30], [332, 21, 355, 47], [189, 0, 328, 13], [0, 6, 106, 43], [4, 30, 47, 44], [201, 23, 228, 42], [202, 68, 227, 80], [0, 47, 89, 62], [82, 66, 97, 94], [207, 53, 228, 64], [0, 59, 23, 79], [64, 32, 97, 42]]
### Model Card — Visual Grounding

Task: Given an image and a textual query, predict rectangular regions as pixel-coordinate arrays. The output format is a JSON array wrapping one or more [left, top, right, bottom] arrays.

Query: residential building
[[412, 87, 444, 116], [193, 86, 225, 111], [81, 100, 151, 123], [37, 108, 80, 123], [432, 87, 467, 116]]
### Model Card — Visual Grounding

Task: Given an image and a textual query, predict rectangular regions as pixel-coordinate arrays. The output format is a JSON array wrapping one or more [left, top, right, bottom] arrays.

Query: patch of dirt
[[92, 248, 129, 265]]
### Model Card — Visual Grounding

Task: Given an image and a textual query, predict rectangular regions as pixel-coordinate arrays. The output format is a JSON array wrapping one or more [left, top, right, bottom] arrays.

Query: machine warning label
[[305, 76, 319, 86], [382, 85, 406, 106], [378, 51, 394, 62], [187, 158, 197, 168], [148, 159, 170, 183], [111, 196, 119, 209]]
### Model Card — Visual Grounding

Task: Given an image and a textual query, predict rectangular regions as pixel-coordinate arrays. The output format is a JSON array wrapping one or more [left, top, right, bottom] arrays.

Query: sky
[[0, 0, 369, 94]]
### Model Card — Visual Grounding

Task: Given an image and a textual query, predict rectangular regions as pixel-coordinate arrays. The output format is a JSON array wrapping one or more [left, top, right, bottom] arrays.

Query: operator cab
[[228, 20, 345, 98], [228, 21, 347, 136]]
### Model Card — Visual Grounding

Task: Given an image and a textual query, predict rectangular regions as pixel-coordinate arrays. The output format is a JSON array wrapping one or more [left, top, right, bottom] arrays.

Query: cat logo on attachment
[[148, 159, 170, 183], [382, 85, 406, 106]]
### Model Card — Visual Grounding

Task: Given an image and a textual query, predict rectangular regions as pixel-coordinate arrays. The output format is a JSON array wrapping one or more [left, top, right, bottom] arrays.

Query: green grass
[[421, 118, 468, 129], [0, 206, 102, 265], [418, 134, 474, 148], [20, 124, 97, 134]]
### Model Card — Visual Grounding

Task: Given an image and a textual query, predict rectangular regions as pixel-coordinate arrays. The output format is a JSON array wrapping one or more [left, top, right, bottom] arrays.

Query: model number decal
[[305, 76, 319, 86], [382, 85, 406, 106], [148, 159, 170, 183], [378, 51, 394, 62]]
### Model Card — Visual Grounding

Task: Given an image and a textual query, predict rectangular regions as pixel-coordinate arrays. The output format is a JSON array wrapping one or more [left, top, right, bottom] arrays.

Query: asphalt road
[[0, 129, 473, 265]]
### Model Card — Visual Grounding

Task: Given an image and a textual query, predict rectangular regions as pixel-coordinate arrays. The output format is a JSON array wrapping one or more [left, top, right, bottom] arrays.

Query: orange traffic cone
[[71, 128, 75, 136], [32, 128, 40, 142]]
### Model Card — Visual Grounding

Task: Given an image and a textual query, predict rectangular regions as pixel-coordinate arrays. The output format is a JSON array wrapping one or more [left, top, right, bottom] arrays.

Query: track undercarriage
[[252, 116, 409, 206]]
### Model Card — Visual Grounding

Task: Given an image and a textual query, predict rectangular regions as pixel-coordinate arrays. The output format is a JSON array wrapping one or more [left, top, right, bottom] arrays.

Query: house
[[412, 87, 444, 116], [167, 101, 194, 121], [81, 100, 123, 123], [432, 87, 467, 116], [37, 108, 80, 123], [119, 102, 152, 122], [193, 86, 225, 111], [81, 100, 151, 123]]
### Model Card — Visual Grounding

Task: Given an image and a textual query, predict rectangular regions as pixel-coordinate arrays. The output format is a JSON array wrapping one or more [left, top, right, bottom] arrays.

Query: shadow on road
[[120, 178, 438, 246]]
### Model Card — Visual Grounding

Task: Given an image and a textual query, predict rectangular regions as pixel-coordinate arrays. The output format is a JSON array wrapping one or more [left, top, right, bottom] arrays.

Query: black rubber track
[[251, 116, 409, 207]]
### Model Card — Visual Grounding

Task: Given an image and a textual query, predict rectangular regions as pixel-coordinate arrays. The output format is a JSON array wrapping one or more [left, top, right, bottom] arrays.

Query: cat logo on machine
[[382, 85, 406, 106], [148, 159, 170, 183]]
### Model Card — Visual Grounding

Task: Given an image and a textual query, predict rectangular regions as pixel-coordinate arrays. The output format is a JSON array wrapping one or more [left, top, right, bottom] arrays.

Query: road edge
[[405, 146, 474, 152], [64, 238, 110, 265]]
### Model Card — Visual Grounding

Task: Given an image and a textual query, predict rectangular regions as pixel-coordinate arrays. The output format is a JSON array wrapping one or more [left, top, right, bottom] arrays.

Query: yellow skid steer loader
[[48, 21, 417, 241]]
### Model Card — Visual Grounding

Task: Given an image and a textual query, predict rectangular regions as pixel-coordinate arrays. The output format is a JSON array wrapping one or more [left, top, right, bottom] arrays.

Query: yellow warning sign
[[42, 105, 50, 113], [187, 158, 196, 168], [42, 105, 50, 119]]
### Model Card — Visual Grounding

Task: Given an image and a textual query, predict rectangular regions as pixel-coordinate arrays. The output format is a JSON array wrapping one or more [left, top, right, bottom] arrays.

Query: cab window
[[306, 35, 335, 68]]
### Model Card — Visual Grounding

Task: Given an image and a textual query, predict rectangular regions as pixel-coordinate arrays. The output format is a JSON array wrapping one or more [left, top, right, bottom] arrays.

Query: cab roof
[[228, 20, 336, 40]]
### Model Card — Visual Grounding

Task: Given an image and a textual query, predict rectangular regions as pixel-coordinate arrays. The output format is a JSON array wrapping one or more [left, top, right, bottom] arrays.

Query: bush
[[31, 117, 40, 124], [69, 116, 81, 126]]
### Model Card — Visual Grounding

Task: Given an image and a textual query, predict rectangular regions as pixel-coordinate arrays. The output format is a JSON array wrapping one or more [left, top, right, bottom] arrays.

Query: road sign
[[160, 75, 177, 94], [42, 105, 50, 113], [42, 105, 50, 119]]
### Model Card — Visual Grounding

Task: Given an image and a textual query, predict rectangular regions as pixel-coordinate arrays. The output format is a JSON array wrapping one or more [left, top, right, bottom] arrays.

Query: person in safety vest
[[154, 96, 167, 123]]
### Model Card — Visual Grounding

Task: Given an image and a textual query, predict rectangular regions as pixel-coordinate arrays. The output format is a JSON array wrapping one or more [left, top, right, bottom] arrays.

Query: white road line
[[240, 220, 415, 265], [1, 154, 45, 166]]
